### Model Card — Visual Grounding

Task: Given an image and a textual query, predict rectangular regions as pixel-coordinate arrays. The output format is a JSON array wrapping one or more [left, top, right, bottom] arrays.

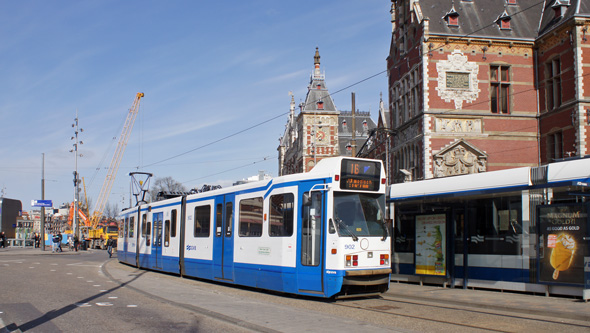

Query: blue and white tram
[[389, 157, 590, 299], [117, 157, 391, 298]]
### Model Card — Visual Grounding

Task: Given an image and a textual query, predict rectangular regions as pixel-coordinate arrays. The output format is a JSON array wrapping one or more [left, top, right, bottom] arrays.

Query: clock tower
[[278, 48, 341, 175]]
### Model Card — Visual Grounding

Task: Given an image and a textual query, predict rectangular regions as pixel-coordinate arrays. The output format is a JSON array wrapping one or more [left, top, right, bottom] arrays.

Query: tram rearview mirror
[[302, 192, 311, 206]]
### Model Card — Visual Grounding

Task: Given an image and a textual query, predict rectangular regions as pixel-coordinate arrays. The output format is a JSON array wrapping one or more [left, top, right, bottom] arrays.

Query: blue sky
[[0, 0, 391, 212]]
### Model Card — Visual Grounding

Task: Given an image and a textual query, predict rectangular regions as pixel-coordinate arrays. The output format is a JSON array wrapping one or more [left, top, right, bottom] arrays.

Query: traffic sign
[[31, 200, 52, 207]]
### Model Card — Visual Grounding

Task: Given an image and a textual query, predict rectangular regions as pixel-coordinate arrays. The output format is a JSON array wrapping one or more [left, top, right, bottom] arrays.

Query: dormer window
[[496, 10, 511, 30], [316, 84, 321, 90], [552, 0, 570, 19], [317, 100, 324, 110], [507, 0, 516, 4], [443, 5, 459, 27]]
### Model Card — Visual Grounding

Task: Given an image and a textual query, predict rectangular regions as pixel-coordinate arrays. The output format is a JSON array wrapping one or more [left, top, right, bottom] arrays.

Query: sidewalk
[[386, 281, 589, 322], [0, 246, 85, 255]]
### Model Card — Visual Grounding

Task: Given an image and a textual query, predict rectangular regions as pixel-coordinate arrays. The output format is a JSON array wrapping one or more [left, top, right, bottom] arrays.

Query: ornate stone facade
[[435, 50, 480, 110], [435, 117, 482, 133], [433, 139, 487, 178]]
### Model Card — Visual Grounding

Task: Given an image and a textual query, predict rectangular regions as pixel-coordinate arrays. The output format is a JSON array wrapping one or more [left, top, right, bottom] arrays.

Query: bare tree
[[149, 176, 187, 202], [102, 202, 120, 219]]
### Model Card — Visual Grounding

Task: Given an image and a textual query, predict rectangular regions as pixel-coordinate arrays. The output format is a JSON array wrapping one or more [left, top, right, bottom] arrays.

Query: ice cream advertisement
[[538, 205, 587, 285], [415, 214, 446, 276]]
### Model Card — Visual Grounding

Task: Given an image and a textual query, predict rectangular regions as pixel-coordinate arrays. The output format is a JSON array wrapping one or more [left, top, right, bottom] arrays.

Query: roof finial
[[314, 47, 320, 65]]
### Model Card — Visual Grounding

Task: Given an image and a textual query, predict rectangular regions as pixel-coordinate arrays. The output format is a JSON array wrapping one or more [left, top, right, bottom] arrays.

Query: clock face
[[316, 130, 325, 141]]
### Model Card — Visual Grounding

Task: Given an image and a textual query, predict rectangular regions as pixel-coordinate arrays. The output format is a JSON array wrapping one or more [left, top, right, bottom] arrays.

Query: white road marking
[[67, 262, 100, 267], [50, 269, 56, 272], [96, 302, 113, 307], [75, 303, 91, 307], [108, 296, 118, 299], [127, 305, 138, 308], [93, 285, 101, 287]]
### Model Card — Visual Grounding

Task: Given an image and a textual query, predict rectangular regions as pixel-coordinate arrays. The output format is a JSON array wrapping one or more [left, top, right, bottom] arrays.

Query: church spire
[[314, 47, 321, 77]]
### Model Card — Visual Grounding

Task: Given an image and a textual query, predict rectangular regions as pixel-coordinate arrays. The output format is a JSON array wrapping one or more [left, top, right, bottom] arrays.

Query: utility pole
[[41, 153, 46, 251], [351, 92, 356, 157], [70, 110, 83, 240]]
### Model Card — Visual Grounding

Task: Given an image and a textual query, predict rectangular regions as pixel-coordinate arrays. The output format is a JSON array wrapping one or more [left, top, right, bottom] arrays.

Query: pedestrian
[[57, 232, 63, 252], [0, 232, 6, 248], [34, 233, 40, 248], [73, 235, 79, 252], [106, 236, 114, 258], [52, 234, 59, 252]]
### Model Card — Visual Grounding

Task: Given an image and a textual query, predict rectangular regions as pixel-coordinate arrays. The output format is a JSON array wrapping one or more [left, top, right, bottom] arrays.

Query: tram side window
[[225, 202, 233, 237], [146, 221, 151, 246], [164, 220, 170, 247], [171, 209, 177, 238], [141, 213, 147, 237], [301, 191, 322, 267], [269, 193, 294, 237], [194, 205, 211, 237], [216, 204, 223, 237], [239, 197, 263, 237], [121, 218, 127, 238], [129, 216, 135, 238]]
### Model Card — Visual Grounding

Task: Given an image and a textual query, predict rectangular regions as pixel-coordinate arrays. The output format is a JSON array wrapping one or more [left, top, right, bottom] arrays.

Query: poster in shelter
[[538, 205, 587, 285], [415, 214, 446, 276]]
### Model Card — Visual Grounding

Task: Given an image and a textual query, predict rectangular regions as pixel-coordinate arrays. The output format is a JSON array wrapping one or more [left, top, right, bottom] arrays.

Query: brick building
[[278, 48, 376, 175], [382, 0, 590, 184]]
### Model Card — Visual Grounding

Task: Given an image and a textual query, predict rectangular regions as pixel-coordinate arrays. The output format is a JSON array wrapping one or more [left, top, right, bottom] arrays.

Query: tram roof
[[389, 157, 590, 202]]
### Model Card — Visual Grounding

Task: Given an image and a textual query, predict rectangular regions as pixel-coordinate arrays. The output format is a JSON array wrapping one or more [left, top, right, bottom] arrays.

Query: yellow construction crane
[[86, 92, 144, 247]]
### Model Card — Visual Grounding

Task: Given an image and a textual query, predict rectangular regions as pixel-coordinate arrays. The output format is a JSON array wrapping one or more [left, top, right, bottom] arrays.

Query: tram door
[[452, 208, 468, 288], [213, 194, 235, 281], [298, 182, 325, 294], [151, 212, 164, 269]]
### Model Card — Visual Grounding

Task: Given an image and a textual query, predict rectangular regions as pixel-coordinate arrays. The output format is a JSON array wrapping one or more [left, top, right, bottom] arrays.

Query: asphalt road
[[1, 250, 589, 332], [0, 250, 253, 332]]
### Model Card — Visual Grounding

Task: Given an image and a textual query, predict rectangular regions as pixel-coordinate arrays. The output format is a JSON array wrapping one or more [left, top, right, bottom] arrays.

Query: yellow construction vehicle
[[85, 92, 144, 249]]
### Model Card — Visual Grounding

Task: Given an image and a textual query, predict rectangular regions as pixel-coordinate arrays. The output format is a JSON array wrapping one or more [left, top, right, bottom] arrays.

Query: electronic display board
[[340, 159, 381, 191]]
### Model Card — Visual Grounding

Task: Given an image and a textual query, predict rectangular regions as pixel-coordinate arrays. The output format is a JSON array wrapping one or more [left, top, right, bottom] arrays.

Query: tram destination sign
[[340, 159, 381, 191]]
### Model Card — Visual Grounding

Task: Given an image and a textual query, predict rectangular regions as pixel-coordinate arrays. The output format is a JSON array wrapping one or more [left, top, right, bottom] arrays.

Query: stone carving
[[433, 139, 487, 177], [436, 118, 481, 133], [435, 50, 480, 109]]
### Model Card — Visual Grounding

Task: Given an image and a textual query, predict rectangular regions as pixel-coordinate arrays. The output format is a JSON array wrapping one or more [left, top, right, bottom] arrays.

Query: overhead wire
[[138, 0, 559, 175]]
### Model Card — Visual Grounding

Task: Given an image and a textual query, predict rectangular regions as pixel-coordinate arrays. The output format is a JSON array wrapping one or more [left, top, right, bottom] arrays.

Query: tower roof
[[301, 47, 338, 114]]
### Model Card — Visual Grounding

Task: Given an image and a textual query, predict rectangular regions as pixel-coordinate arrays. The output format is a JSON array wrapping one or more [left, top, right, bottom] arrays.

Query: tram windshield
[[333, 192, 387, 239]]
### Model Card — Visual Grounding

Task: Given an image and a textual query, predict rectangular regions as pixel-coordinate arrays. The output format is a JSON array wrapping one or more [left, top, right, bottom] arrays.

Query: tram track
[[331, 295, 590, 332]]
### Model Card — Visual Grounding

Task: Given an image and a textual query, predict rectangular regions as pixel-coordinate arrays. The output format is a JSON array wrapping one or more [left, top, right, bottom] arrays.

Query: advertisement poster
[[415, 214, 446, 276], [538, 205, 587, 285]]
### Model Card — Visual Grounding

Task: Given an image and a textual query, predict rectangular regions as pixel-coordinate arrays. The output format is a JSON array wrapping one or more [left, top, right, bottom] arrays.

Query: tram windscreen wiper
[[333, 218, 359, 241], [380, 220, 389, 241]]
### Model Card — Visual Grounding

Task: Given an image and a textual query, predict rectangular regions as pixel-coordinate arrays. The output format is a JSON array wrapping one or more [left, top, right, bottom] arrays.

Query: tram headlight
[[346, 255, 352, 266], [380, 254, 389, 266]]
